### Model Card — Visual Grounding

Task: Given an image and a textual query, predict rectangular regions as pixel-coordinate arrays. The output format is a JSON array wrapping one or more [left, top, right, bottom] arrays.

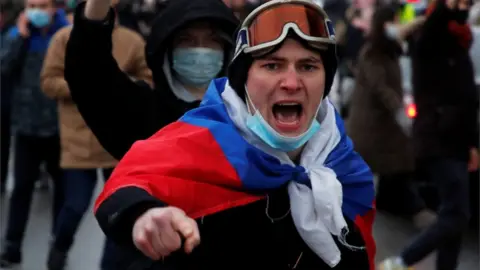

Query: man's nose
[[279, 67, 301, 92]]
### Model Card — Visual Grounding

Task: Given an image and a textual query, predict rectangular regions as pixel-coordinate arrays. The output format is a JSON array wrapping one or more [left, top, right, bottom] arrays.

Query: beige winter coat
[[41, 25, 152, 168]]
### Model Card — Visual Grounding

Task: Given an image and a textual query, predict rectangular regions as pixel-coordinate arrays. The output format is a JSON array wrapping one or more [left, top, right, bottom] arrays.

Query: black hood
[[145, 0, 239, 88]]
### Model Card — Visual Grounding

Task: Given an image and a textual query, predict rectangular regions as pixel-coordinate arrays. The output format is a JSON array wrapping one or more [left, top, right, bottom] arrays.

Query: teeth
[[278, 103, 300, 106]]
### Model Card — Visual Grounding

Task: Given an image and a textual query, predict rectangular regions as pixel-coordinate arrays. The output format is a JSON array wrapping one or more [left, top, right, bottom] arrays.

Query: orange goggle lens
[[246, 3, 333, 47]]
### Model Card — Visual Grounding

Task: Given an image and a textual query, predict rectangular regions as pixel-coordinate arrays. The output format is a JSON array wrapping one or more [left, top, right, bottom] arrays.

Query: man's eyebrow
[[300, 56, 322, 62], [257, 55, 322, 62], [258, 56, 286, 61]]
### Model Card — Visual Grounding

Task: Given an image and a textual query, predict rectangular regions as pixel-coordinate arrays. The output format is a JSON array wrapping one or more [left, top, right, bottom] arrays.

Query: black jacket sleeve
[[95, 186, 165, 247], [64, 2, 158, 160], [1, 33, 28, 110], [1, 33, 29, 78]]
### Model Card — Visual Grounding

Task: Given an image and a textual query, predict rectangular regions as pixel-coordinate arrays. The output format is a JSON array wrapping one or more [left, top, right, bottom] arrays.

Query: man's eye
[[263, 63, 278, 70], [301, 64, 317, 72]]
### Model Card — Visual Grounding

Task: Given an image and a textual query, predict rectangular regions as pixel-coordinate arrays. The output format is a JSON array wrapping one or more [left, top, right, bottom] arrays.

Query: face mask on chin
[[244, 86, 322, 152], [172, 47, 224, 88]]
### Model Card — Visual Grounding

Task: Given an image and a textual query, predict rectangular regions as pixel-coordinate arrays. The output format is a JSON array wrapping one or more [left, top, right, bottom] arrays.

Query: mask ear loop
[[244, 85, 257, 115]]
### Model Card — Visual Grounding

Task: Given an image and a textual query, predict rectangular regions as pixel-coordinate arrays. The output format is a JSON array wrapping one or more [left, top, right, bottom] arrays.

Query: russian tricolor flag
[[95, 78, 376, 269]]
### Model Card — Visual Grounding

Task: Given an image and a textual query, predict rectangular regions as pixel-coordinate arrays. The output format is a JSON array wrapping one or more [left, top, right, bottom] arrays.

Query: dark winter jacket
[[412, 1, 479, 161], [64, 0, 239, 160], [2, 9, 69, 136]]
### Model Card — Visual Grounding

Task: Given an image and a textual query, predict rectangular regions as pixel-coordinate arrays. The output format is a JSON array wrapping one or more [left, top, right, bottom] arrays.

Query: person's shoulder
[[114, 26, 145, 45], [55, 25, 73, 38], [51, 25, 73, 45]]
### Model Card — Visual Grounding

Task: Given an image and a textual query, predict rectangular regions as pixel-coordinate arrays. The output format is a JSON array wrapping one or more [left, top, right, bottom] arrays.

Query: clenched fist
[[132, 207, 200, 260]]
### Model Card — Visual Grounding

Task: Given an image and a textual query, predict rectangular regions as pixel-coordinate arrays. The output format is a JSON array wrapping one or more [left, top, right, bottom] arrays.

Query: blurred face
[[246, 39, 325, 137], [25, 0, 54, 15], [170, 21, 226, 90], [458, 0, 471, 10], [354, 0, 375, 9], [224, 0, 245, 10], [384, 16, 402, 41], [172, 22, 225, 50]]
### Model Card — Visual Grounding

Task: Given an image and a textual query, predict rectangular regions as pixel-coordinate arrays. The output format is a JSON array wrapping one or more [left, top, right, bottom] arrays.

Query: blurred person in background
[[346, 4, 435, 230], [40, 0, 151, 269], [64, 0, 76, 23], [0, 0, 22, 35], [0, 0, 70, 267], [224, 0, 246, 18], [470, 1, 480, 86], [323, 0, 349, 25], [469, 0, 480, 24], [63, 0, 238, 160], [1, 1, 14, 195], [230, 0, 264, 20], [335, 0, 378, 118], [1, 0, 24, 196], [379, 0, 479, 269], [116, 0, 169, 39], [468, 6, 479, 228]]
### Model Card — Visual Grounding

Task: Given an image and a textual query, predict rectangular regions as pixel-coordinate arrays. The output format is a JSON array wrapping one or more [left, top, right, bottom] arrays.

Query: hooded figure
[[64, 0, 239, 160]]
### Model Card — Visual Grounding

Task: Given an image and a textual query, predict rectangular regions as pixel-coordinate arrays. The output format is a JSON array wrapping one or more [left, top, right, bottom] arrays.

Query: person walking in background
[[1, 0, 26, 196], [379, 0, 479, 269], [41, 1, 151, 269], [64, 0, 76, 23], [347, 4, 436, 230], [0, 0, 69, 267]]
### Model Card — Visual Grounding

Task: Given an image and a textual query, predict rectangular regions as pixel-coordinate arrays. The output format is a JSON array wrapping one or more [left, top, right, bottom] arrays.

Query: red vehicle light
[[406, 103, 417, 119]]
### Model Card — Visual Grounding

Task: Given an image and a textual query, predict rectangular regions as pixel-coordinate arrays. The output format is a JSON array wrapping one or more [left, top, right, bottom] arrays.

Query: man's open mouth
[[272, 102, 303, 126]]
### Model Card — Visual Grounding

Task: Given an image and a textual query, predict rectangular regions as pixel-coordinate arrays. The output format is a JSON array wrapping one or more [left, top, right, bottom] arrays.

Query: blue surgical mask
[[26, 8, 51, 28], [245, 87, 321, 152], [172, 48, 224, 87]]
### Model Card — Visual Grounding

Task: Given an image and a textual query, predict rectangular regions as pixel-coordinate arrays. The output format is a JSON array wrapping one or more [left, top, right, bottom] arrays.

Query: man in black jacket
[[379, 0, 479, 269], [64, 0, 239, 161], [0, 0, 70, 267]]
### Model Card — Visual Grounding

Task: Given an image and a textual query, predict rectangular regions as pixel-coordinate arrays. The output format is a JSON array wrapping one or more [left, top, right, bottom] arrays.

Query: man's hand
[[468, 148, 479, 172], [17, 11, 30, 38], [132, 207, 200, 260], [84, 0, 113, 21]]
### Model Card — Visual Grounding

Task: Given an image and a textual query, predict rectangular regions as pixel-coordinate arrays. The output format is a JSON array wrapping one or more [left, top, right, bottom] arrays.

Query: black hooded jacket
[[411, 1, 479, 161], [64, 0, 239, 160]]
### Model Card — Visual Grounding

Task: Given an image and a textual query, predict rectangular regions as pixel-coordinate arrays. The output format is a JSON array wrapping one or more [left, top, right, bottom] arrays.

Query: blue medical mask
[[172, 48, 224, 87], [245, 87, 321, 152], [26, 8, 51, 28]]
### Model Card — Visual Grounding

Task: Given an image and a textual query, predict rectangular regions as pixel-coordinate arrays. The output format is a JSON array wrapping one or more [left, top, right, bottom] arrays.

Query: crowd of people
[[0, 0, 478, 270]]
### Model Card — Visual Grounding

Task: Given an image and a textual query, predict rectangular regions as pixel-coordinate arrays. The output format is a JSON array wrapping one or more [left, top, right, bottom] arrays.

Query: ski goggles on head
[[234, 0, 336, 58]]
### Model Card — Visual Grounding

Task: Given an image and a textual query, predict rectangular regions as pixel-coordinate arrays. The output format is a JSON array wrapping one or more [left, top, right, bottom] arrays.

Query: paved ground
[[0, 172, 478, 270]]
